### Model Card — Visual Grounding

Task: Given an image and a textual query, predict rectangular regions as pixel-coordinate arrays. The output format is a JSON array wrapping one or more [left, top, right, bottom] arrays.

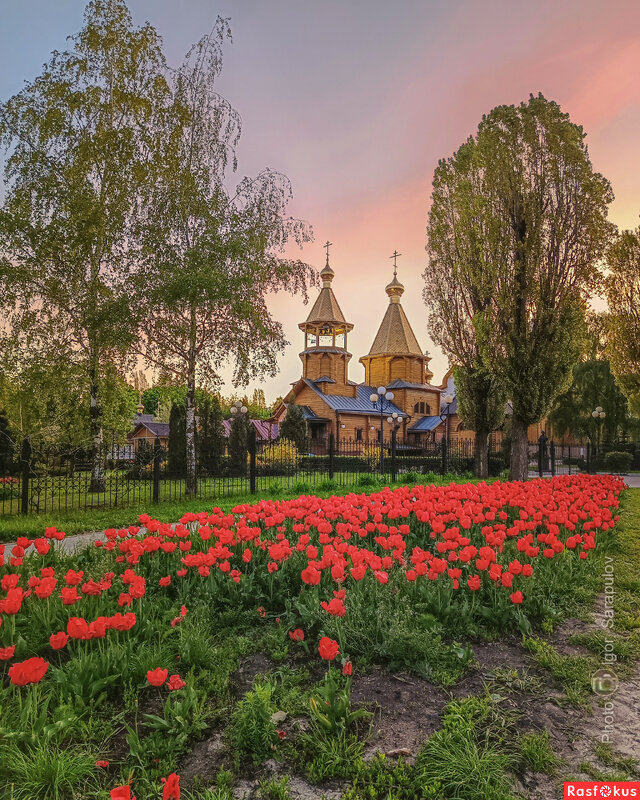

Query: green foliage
[[603, 451, 634, 473], [279, 402, 309, 453], [415, 696, 517, 800], [308, 669, 371, 734], [229, 683, 278, 765], [229, 413, 249, 477], [168, 402, 187, 475], [0, 0, 167, 457], [0, 742, 100, 800], [128, 439, 159, 479], [548, 360, 637, 444], [519, 731, 559, 774], [427, 93, 614, 479], [605, 227, 640, 417], [341, 754, 442, 800], [258, 775, 291, 800], [305, 729, 364, 782], [523, 637, 597, 706], [198, 395, 226, 476]]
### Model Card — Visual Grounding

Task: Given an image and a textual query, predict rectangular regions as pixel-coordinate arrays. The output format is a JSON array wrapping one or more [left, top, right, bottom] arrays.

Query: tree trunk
[[89, 359, 106, 493], [474, 429, 489, 479], [185, 370, 197, 498], [509, 415, 529, 482]]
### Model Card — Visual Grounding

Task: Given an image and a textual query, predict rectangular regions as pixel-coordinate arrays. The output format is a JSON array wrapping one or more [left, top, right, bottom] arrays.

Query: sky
[[2, 0, 640, 404]]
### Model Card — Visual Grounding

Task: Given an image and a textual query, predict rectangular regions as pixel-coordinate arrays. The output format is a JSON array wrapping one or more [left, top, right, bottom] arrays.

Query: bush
[[603, 451, 633, 473], [256, 438, 301, 476], [359, 442, 381, 472]]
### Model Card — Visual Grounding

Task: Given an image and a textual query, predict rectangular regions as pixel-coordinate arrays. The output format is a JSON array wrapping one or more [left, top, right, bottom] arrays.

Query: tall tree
[[279, 401, 308, 453], [0, 0, 167, 489], [604, 226, 640, 417], [431, 95, 614, 480], [424, 140, 506, 477], [133, 19, 314, 497], [197, 396, 225, 476]]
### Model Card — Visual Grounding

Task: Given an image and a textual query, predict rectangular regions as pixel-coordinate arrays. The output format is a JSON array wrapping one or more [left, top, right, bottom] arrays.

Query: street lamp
[[229, 400, 248, 417], [370, 385, 396, 473], [591, 406, 606, 467], [440, 393, 455, 444]]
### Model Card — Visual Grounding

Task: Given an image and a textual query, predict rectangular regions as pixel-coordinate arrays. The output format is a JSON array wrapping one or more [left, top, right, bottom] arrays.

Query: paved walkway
[[2, 474, 638, 565]]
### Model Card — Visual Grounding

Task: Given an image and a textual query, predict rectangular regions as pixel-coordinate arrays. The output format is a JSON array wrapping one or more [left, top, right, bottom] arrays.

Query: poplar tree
[[426, 95, 613, 480], [604, 227, 640, 417]]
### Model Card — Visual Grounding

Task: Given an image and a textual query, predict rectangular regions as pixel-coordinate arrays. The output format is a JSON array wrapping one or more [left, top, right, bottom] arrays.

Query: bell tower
[[299, 243, 354, 393]]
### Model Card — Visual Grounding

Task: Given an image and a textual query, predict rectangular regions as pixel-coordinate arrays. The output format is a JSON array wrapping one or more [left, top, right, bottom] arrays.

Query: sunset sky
[[2, 0, 639, 404]]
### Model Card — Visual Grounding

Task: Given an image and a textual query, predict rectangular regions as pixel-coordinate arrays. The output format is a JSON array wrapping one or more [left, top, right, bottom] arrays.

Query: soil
[[179, 604, 640, 799], [350, 668, 447, 763]]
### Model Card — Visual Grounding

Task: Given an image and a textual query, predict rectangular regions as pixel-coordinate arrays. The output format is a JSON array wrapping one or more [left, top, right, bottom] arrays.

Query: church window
[[335, 331, 345, 348], [355, 428, 363, 441], [306, 331, 317, 348], [413, 402, 430, 415]]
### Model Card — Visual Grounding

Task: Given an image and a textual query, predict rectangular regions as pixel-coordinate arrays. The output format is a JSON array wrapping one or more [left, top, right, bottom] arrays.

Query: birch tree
[[134, 20, 314, 497], [0, 0, 167, 489]]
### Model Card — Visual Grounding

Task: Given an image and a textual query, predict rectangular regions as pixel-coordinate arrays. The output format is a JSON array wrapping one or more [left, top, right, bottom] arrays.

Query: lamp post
[[370, 386, 395, 473], [440, 394, 455, 444], [229, 400, 248, 418], [591, 406, 606, 468], [229, 400, 249, 476]]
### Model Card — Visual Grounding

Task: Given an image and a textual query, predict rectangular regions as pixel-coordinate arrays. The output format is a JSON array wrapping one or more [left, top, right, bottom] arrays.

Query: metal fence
[[4, 431, 636, 518], [0, 433, 507, 517]]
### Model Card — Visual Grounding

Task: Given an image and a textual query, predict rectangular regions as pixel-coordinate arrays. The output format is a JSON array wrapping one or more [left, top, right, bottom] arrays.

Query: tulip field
[[0, 473, 637, 800]]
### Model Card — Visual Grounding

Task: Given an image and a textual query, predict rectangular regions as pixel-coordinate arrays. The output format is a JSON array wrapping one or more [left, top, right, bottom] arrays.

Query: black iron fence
[[528, 438, 640, 477], [2, 432, 637, 518], [0, 433, 506, 518]]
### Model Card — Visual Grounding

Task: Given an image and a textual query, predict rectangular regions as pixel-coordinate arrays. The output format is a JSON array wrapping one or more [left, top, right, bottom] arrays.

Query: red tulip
[[167, 674, 186, 691], [50, 631, 69, 650], [8, 656, 49, 686], [161, 772, 180, 800], [110, 786, 135, 800], [0, 645, 15, 660], [318, 636, 339, 661], [147, 668, 169, 687]]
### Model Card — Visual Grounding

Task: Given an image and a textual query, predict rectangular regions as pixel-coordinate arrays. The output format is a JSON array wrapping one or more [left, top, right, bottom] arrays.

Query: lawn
[[0, 475, 638, 800]]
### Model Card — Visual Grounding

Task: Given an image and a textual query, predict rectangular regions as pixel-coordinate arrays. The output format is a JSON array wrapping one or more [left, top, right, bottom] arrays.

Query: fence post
[[550, 439, 556, 477], [441, 437, 448, 475], [538, 440, 543, 477], [567, 444, 571, 475], [391, 428, 397, 483], [153, 437, 161, 503], [20, 437, 31, 515], [328, 433, 335, 480], [249, 428, 257, 494], [586, 441, 591, 474]]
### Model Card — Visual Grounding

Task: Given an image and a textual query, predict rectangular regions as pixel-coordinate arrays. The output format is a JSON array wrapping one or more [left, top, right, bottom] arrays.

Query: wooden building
[[273, 255, 446, 447]]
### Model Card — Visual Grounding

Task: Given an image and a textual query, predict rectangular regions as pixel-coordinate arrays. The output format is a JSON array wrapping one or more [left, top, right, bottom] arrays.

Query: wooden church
[[272, 250, 446, 448]]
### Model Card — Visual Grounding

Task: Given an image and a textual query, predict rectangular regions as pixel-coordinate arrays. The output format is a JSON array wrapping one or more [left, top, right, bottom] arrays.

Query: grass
[[522, 637, 598, 707], [519, 731, 560, 774], [0, 471, 478, 541]]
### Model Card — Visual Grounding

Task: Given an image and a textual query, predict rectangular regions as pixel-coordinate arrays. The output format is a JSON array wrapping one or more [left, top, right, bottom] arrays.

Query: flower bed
[[0, 474, 625, 798]]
